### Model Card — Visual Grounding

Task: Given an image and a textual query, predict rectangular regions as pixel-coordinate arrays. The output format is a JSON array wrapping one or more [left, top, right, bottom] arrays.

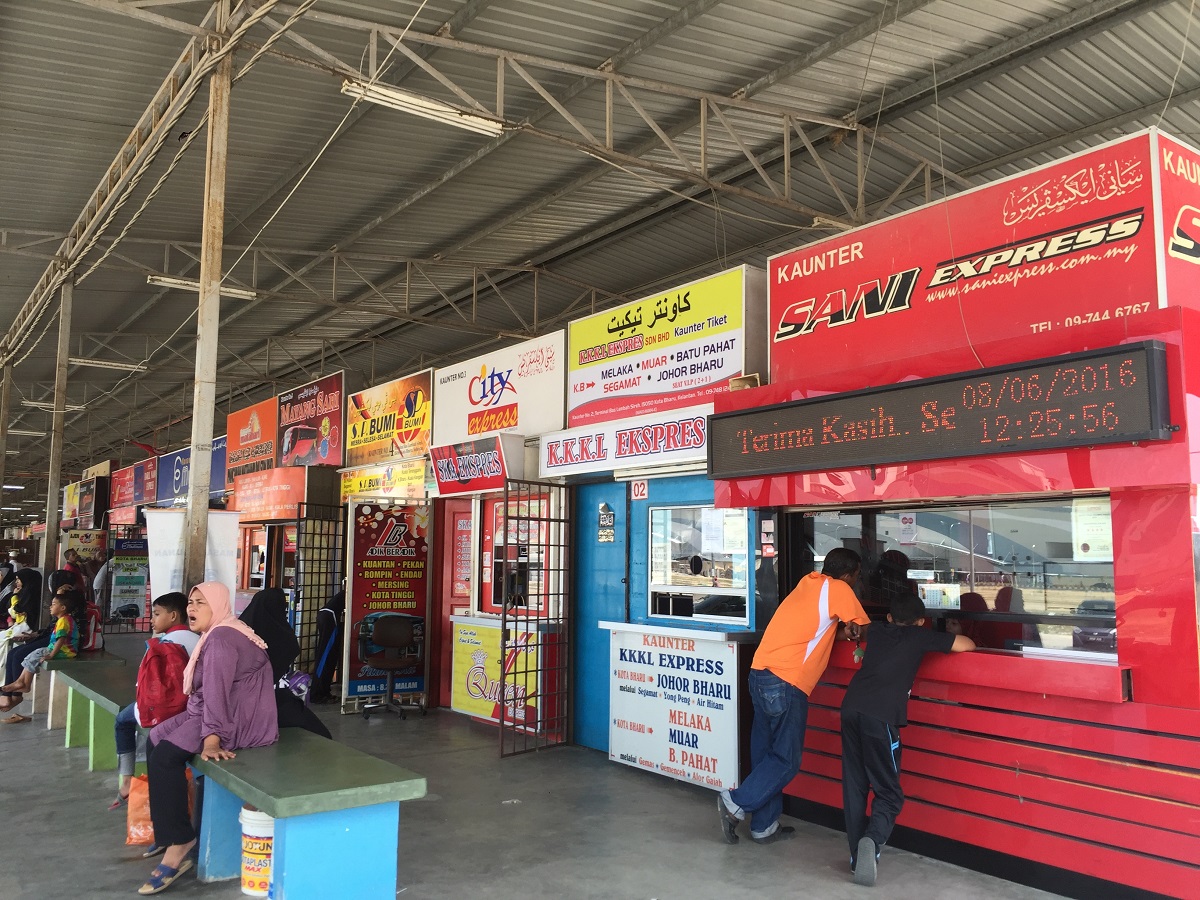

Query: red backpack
[[136, 638, 189, 728], [80, 602, 104, 651]]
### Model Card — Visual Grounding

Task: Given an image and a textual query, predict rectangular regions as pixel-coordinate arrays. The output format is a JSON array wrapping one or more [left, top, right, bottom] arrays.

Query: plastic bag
[[126, 769, 195, 846]]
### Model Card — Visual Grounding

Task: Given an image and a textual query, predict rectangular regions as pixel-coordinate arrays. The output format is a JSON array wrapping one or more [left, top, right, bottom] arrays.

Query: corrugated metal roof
[[2, 0, 1198, 514]]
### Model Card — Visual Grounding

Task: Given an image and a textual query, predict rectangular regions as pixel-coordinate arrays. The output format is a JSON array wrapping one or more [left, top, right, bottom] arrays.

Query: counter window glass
[[801, 498, 1116, 655], [649, 506, 749, 622]]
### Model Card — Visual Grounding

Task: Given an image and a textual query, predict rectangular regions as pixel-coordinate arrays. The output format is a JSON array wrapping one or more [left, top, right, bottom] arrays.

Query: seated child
[[111, 592, 198, 811], [841, 591, 975, 887], [0, 588, 84, 699]]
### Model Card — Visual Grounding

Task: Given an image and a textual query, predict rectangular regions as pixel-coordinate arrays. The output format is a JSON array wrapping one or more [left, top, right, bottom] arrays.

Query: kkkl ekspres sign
[[278, 372, 345, 468], [225, 397, 278, 489], [345, 370, 432, 468], [432, 331, 565, 445], [568, 267, 762, 426], [156, 436, 228, 505], [344, 502, 429, 699], [539, 404, 712, 478], [768, 129, 1200, 385]]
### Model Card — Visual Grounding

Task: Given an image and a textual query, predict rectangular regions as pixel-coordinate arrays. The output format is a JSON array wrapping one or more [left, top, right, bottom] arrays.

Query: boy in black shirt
[[841, 591, 974, 886]]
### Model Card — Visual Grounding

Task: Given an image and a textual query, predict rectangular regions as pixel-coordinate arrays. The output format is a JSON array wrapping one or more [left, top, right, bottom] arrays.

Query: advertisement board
[[568, 267, 759, 425], [225, 398, 278, 489], [230, 468, 307, 523], [278, 372, 344, 468], [344, 502, 429, 699], [345, 370, 432, 467], [450, 620, 539, 725], [62, 483, 80, 521], [768, 131, 1164, 385], [430, 434, 522, 496], [339, 458, 426, 504], [111, 539, 149, 618], [540, 404, 712, 478], [156, 436, 228, 505], [432, 331, 565, 445], [66, 529, 106, 565], [604, 624, 739, 791], [109, 467, 135, 509]]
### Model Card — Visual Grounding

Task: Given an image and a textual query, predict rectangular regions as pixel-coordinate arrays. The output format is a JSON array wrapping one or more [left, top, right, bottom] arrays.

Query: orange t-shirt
[[752, 572, 869, 695]]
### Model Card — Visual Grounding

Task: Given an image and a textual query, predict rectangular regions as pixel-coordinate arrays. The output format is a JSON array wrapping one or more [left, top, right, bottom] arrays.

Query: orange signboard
[[225, 397, 279, 489], [230, 468, 307, 522]]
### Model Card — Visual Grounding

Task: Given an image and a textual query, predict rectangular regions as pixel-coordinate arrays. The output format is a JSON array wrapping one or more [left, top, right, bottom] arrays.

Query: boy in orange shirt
[[719, 547, 869, 844]]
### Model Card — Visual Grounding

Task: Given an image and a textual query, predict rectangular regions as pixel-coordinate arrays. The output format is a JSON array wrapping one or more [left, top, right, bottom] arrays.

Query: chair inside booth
[[359, 613, 425, 719]]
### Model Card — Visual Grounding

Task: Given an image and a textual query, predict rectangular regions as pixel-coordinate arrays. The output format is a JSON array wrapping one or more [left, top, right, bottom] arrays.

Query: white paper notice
[[700, 508, 725, 554]]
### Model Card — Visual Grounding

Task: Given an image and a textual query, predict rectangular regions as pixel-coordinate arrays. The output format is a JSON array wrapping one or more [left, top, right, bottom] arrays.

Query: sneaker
[[751, 825, 796, 845], [854, 836, 877, 886], [717, 794, 740, 844]]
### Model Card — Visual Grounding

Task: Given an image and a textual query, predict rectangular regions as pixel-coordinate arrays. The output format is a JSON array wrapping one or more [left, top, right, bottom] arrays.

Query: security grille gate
[[498, 479, 571, 757], [293, 503, 345, 673]]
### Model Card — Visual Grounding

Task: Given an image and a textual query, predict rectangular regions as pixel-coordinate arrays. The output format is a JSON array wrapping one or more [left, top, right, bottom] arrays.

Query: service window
[[648, 506, 750, 622]]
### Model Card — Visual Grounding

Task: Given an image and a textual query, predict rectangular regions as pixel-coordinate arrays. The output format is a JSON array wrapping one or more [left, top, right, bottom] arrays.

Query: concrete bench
[[36, 648, 127, 727], [194, 728, 427, 900], [54, 665, 137, 771]]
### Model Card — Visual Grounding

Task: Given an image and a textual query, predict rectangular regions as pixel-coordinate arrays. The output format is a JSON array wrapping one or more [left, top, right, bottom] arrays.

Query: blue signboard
[[155, 435, 228, 504]]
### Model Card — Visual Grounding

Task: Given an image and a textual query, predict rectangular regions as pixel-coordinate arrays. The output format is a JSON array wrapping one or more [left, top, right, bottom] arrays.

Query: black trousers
[[312, 610, 342, 701], [147, 738, 197, 847], [840, 708, 904, 862]]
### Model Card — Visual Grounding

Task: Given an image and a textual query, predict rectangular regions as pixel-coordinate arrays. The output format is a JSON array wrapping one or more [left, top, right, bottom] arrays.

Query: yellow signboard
[[339, 458, 427, 504], [566, 266, 747, 425], [345, 370, 432, 467], [450, 621, 539, 726]]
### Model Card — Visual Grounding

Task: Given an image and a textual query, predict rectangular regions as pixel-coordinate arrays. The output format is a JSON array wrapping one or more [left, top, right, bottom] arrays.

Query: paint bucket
[[239, 805, 274, 897]]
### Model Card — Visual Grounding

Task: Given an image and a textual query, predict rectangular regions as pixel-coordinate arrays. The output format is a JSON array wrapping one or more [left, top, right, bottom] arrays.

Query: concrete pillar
[[0, 365, 11, 493], [42, 281, 71, 608]]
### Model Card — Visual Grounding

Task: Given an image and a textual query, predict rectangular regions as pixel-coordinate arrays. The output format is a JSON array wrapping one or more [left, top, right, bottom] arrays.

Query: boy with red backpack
[[111, 592, 198, 812]]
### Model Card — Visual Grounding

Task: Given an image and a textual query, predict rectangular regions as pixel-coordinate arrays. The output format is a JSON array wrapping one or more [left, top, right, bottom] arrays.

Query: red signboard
[[769, 131, 1168, 387], [230, 468, 307, 522], [107, 505, 139, 526], [225, 397, 279, 489], [110, 467, 135, 508], [278, 372, 344, 468], [429, 436, 509, 496], [346, 502, 429, 698], [109, 459, 157, 507]]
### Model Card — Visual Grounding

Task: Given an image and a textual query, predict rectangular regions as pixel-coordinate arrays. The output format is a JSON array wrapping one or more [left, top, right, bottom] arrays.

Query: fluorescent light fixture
[[1, 507, 19, 512], [7, 428, 45, 437], [20, 399, 85, 412], [147, 274, 258, 300], [340, 79, 505, 137], [3, 485, 24, 490], [68, 357, 147, 372]]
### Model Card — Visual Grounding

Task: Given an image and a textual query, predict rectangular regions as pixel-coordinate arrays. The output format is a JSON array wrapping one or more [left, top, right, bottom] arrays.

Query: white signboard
[[603, 623, 739, 792], [144, 509, 241, 602], [567, 267, 761, 426], [432, 331, 566, 445], [539, 404, 712, 478]]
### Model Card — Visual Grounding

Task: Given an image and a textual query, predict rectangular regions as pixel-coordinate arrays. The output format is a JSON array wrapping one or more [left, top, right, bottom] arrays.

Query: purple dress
[[151, 627, 279, 752]]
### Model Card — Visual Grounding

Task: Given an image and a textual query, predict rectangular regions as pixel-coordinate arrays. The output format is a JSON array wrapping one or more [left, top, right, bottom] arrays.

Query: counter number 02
[[630, 480, 648, 501]]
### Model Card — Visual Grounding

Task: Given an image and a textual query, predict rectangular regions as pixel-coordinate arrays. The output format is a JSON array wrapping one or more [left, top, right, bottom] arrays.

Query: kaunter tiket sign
[[602, 623, 738, 791]]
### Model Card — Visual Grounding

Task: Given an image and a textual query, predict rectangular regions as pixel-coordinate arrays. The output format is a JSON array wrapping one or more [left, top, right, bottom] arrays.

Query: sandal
[[1, 713, 30, 724], [137, 858, 193, 895], [107, 794, 126, 811], [141, 843, 167, 859]]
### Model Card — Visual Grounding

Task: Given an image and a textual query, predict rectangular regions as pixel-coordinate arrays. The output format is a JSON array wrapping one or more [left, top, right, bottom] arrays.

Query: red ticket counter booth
[[710, 129, 1200, 896]]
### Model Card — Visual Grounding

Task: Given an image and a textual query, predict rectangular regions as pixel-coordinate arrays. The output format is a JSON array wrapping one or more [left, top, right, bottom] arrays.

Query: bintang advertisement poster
[[567, 267, 754, 426], [278, 372, 345, 468], [344, 502, 430, 700], [225, 397, 278, 489], [345, 369, 432, 467]]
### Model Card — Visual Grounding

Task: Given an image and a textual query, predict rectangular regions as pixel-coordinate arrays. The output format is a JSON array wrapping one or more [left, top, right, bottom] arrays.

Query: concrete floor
[[0, 634, 1060, 900]]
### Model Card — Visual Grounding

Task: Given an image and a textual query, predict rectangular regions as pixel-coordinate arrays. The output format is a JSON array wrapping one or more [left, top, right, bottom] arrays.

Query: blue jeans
[[728, 668, 810, 835], [115, 702, 138, 755]]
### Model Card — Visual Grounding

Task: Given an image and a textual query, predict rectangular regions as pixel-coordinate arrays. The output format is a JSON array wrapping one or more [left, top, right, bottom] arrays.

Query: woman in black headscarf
[[239, 588, 331, 739], [0, 569, 47, 715]]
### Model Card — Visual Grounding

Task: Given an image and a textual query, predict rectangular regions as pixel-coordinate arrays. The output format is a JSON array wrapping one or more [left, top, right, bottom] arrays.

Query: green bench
[[37, 649, 127, 729], [53, 665, 137, 771], [194, 729, 427, 899]]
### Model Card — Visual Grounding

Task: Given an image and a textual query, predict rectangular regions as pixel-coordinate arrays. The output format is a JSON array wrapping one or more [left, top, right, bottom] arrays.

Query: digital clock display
[[708, 342, 1171, 480]]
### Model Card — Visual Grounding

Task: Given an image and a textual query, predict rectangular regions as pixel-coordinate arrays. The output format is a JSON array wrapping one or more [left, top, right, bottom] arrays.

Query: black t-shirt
[[841, 622, 955, 728]]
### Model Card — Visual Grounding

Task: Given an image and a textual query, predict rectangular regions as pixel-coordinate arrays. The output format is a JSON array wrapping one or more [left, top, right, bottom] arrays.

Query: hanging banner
[[226, 398, 278, 488], [339, 458, 427, 504], [769, 131, 1164, 385], [143, 509, 240, 602], [450, 619, 539, 726], [156, 436, 229, 505], [278, 372, 344, 468], [344, 502, 430, 699], [567, 267, 761, 426], [345, 370, 433, 467], [111, 539, 149, 618], [432, 331, 565, 445]]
